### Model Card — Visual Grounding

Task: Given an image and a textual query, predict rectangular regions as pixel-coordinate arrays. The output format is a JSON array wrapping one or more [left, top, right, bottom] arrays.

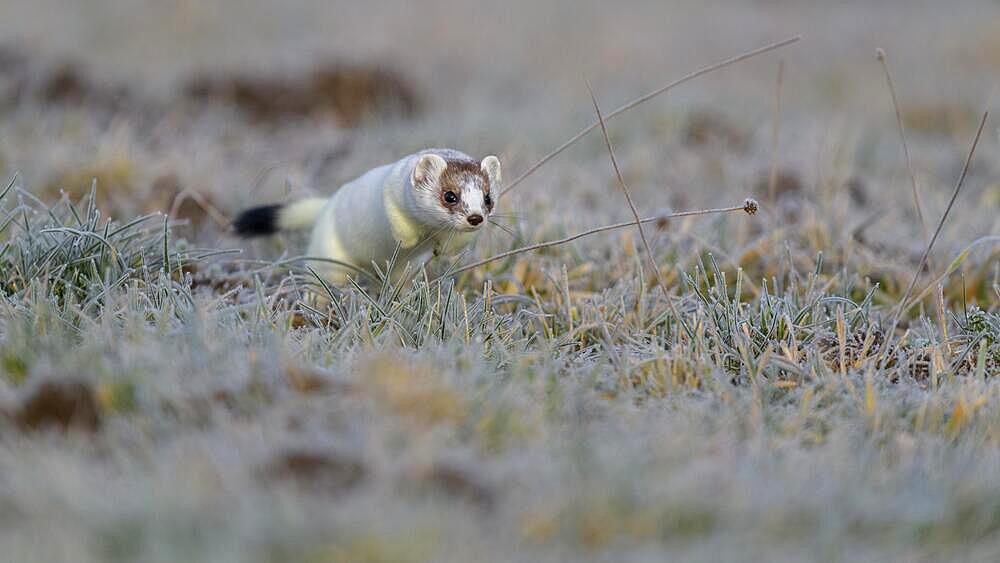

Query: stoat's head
[[411, 153, 500, 232]]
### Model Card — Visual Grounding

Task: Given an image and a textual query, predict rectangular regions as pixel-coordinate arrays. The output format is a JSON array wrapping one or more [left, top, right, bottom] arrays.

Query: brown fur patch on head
[[441, 159, 490, 193], [437, 158, 492, 214]]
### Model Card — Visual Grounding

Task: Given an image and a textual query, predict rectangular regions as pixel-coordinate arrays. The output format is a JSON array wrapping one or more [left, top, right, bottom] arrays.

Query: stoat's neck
[[396, 161, 421, 214], [383, 155, 432, 249]]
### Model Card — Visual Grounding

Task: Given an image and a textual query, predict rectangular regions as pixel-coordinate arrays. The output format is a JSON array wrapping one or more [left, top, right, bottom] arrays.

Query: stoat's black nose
[[467, 214, 483, 226]]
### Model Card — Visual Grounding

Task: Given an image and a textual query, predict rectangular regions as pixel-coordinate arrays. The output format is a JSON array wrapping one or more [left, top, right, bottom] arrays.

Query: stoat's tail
[[232, 198, 326, 238]]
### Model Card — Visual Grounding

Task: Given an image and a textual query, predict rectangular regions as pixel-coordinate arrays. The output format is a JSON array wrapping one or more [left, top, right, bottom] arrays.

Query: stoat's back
[[321, 157, 414, 264]]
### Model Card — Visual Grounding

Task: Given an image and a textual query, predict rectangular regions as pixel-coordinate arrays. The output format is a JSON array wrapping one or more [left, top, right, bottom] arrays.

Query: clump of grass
[[0, 165, 996, 562], [0, 175, 233, 310]]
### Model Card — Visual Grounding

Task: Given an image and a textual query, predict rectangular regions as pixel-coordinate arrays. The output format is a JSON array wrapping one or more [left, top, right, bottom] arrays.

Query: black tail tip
[[232, 204, 282, 237]]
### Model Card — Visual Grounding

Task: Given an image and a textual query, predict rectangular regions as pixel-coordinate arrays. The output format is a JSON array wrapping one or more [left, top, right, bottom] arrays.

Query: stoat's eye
[[443, 191, 459, 204], [483, 194, 492, 208]]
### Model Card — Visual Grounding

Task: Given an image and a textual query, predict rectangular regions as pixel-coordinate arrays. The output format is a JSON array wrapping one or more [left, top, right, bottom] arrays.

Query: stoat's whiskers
[[415, 223, 454, 251], [487, 221, 517, 239], [489, 212, 527, 221]]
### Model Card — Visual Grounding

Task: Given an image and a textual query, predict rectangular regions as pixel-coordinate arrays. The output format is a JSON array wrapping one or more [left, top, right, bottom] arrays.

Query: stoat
[[233, 149, 500, 284]]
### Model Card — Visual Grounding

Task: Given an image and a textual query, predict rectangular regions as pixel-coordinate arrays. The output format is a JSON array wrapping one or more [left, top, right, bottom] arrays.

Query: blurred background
[[0, 0, 997, 265]]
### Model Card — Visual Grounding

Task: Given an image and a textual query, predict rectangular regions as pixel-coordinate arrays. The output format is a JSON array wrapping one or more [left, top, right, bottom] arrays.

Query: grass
[[0, 156, 997, 561], [1, 1, 1000, 561]]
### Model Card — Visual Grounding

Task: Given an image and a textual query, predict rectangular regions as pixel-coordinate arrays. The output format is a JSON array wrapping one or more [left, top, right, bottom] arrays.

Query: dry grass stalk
[[876, 48, 930, 245], [439, 202, 755, 280], [768, 59, 785, 203], [499, 36, 802, 198], [877, 110, 989, 366], [586, 81, 684, 328]]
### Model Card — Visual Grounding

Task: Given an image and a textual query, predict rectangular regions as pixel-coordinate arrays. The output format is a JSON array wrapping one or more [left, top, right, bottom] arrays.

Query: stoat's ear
[[413, 154, 448, 188], [481, 155, 501, 187]]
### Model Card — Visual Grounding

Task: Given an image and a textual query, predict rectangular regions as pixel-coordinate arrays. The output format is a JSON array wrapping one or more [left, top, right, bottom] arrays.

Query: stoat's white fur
[[274, 149, 499, 284], [276, 198, 327, 231]]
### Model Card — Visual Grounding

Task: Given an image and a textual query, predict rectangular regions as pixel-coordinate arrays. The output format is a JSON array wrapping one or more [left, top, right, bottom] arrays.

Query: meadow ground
[[1, 1, 999, 561]]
